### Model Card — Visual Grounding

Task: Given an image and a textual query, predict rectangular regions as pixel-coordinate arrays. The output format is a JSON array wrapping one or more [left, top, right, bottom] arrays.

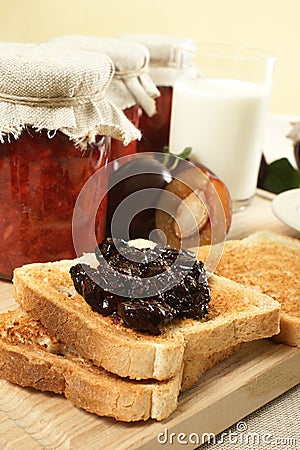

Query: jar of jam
[[50, 36, 159, 167], [121, 34, 196, 153], [0, 43, 140, 279]]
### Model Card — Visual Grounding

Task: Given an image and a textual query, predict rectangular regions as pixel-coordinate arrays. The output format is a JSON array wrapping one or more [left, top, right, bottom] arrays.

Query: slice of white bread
[[0, 308, 182, 422], [13, 255, 281, 381], [197, 230, 300, 348]]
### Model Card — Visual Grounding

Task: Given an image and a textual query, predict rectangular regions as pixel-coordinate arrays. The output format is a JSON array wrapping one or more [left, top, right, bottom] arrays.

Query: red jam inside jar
[[110, 104, 140, 166], [137, 86, 173, 153], [0, 128, 109, 279]]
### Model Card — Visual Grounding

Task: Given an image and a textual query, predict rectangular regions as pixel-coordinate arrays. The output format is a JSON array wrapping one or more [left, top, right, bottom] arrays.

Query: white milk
[[169, 78, 268, 202]]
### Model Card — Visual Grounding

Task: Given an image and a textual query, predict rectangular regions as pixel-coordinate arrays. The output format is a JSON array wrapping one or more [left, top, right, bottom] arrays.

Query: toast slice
[[197, 230, 300, 348], [181, 343, 241, 390], [13, 255, 280, 381], [0, 308, 182, 422], [0, 308, 242, 421]]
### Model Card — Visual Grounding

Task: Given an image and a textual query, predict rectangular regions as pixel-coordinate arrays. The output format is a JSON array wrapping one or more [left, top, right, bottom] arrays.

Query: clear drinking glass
[[169, 43, 276, 212]]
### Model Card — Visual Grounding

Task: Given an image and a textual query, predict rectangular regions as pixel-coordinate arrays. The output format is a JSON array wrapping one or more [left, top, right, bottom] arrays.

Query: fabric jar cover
[[120, 34, 196, 87], [49, 36, 160, 117], [0, 42, 140, 149]]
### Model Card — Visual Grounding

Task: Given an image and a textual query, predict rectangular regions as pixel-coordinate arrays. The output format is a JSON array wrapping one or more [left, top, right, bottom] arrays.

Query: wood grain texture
[[0, 410, 42, 449], [0, 191, 299, 449]]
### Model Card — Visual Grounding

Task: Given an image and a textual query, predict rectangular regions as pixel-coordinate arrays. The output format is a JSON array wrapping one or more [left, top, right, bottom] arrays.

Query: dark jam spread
[[70, 237, 210, 335]]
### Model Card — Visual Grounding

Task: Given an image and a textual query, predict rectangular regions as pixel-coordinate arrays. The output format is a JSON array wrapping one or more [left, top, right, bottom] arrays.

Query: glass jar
[[0, 128, 109, 279], [49, 36, 159, 165], [121, 34, 196, 153], [0, 43, 140, 279], [138, 86, 172, 152]]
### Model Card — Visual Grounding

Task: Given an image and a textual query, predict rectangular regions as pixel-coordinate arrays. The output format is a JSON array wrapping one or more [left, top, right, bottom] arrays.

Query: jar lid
[[121, 34, 196, 87], [50, 36, 160, 117], [0, 43, 140, 148]]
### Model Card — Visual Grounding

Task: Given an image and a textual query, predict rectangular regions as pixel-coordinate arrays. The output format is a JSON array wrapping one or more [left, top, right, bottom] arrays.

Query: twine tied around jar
[[0, 91, 105, 107]]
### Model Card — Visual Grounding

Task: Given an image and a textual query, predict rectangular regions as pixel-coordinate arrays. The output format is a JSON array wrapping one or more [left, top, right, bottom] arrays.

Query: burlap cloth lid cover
[[49, 36, 160, 117], [120, 34, 196, 87], [0, 42, 140, 148]]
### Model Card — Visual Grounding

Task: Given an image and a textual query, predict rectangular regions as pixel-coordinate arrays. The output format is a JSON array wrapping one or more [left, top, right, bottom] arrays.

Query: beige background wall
[[0, 0, 299, 114]]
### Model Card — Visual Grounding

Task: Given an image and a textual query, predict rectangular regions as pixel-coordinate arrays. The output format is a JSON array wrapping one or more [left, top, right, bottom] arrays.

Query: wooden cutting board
[[0, 190, 300, 450]]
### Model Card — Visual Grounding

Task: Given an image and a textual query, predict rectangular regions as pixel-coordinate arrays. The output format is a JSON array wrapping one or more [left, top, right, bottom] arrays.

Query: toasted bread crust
[[273, 313, 300, 347], [0, 309, 182, 422], [197, 230, 300, 348], [13, 257, 280, 380]]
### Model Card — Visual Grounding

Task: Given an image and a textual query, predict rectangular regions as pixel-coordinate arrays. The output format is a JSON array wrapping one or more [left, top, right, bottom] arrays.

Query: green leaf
[[174, 147, 193, 160], [163, 146, 192, 158], [162, 147, 193, 170], [260, 157, 300, 194]]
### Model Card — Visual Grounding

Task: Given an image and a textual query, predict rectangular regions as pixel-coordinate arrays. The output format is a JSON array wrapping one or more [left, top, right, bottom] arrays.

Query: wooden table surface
[[0, 190, 299, 450]]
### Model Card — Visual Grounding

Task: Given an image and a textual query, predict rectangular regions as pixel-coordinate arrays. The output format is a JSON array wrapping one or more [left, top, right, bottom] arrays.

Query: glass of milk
[[169, 43, 276, 212]]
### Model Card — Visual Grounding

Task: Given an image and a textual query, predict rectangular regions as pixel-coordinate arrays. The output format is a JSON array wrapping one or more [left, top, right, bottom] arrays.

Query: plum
[[155, 159, 232, 249], [106, 156, 172, 240]]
